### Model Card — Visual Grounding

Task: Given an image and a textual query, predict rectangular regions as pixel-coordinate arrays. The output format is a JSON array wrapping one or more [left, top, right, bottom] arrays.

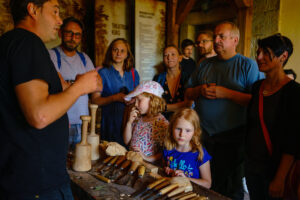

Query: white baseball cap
[[124, 81, 164, 101]]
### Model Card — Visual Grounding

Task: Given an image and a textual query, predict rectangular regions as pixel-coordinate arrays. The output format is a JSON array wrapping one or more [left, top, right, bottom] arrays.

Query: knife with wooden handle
[[145, 183, 179, 200], [178, 193, 197, 200], [97, 156, 114, 171], [102, 156, 126, 177], [131, 178, 166, 198], [112, 160, 131, 181], [141, 181, 171, 199], [170, 191, 194, 200], [167, 187, 186, 197], [100, 156, 119, 172]]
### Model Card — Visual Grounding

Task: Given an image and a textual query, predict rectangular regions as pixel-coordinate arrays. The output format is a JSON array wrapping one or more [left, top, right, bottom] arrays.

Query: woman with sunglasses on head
[[92, 38, 139, 146], [246, 34, 300, 200]]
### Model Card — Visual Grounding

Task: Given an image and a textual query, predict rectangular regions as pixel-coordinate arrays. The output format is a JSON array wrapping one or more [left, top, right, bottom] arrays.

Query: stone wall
[[250, 0, 280, 58]]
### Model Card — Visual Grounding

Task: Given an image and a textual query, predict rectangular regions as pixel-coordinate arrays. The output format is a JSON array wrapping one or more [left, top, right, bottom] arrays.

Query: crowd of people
[[0, 0, 299, 200]]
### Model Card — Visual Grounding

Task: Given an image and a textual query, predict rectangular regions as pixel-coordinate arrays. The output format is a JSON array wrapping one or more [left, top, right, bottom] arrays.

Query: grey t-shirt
[[186, 53, 264, 135], [48, 46, 94, 124]]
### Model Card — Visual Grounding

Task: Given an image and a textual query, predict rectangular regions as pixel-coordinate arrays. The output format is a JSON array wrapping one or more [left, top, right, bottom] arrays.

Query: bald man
[[186, 21, 264, 199]]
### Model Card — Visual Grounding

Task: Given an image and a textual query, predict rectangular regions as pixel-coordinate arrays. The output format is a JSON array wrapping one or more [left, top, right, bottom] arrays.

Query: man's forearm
[[16, 80, 85, 129], [225, 89, 251, 106]]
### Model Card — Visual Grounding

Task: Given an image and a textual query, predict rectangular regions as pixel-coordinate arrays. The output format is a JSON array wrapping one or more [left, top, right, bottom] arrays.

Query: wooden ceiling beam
[[166, 0, 179, 46], [236, 0, 253, 56], [234, 0, 252, 8], [176, 0, 197, 25]]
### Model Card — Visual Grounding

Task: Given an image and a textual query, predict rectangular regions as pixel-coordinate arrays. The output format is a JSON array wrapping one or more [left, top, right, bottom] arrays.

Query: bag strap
[[52, 48, 87, 69], [53, 48, 61, 69], [76, 51, 87, 67], [259, 81, 273, 155], [131, 68, 135, 88]]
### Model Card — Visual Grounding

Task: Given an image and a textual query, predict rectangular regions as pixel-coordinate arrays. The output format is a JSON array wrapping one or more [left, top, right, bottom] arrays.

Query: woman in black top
[[246, 34, 299, 200]]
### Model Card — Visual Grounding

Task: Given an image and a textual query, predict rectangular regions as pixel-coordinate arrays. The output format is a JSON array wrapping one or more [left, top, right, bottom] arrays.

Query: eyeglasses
[[196, 40, 213, 45], [63, 30, 82, 39]]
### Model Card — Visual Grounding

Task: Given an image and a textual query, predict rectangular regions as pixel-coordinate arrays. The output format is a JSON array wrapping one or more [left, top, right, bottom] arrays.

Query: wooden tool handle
[[170, 191, 194, 200], [147, 178, 166, 189], [154, 181, 170, 190], [128, 161, 139, 174], [80, 115, 91, 145], [108, 156, 119, 165], [103, 156, 114, 164], [167, 187, 186, 197], [138, 165, 145, 177], [178, 193, 197, 200], [95, 174, 111, 183], [120, 160, 131, 170], [190, 196, 208, 200], [160, 183, 179, 195], [89, 104, 98, 135], [115, 156, 126, 167]]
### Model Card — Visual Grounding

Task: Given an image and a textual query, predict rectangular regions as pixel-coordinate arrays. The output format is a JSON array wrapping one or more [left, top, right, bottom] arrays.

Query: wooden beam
[[234, 0, 251, 8], [166, 0, 179, 46], [176, 0, 197, 25], [236, 0, 253, 56]]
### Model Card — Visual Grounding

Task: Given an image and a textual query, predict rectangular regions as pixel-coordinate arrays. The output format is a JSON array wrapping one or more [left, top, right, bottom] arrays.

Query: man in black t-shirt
[[180, 39, 197, 79], [0, 0, 102, 199]]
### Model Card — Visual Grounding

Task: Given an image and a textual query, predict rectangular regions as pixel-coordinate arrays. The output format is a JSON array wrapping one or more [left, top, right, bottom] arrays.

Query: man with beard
[[195, 30, 216, 65], [186, 21, 263, 199], [0, 0, 101, 198], [49, 17, 95, 150]]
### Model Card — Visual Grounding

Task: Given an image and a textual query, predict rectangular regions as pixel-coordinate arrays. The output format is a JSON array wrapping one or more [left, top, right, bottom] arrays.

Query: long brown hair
[[164, 108, 204, 160], [103, 38, 134, 71]]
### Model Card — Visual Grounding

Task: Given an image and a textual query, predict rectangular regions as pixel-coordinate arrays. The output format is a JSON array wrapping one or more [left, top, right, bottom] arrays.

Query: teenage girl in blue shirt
[[163, 108, 212, 188], [92, 38, 139, 146]]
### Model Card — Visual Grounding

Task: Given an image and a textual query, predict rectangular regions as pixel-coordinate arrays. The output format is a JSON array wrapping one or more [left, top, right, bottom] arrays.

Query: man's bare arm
[[213, 86, 252, 106], [15, 70, 102, 129]]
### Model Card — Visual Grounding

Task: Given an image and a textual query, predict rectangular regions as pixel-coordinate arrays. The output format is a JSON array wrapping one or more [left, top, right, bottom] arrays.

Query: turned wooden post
[[73, 115, 92, 172], [87, 104, 100, 160]]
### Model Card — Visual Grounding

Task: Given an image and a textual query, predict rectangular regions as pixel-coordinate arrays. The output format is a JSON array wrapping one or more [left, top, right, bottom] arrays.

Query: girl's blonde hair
[[141, 92, 166, 117], [164, 108, 204, 161], [103, 38, 134, 72]]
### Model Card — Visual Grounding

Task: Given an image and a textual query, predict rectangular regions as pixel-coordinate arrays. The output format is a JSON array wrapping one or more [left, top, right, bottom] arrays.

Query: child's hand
[[174, 170, 186, 177], [164, 167, 174, 176], [128, 107, 139, 123], [132, 147, 148, 160]]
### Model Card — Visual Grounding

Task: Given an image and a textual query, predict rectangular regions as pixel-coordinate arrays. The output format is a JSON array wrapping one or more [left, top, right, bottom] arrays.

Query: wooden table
[[68, 160, 231, 200]]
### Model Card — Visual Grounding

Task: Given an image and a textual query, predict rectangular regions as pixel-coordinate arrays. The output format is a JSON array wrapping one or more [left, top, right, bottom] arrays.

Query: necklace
[[167, 72, 181, 99], [262, 76, 291, 96]]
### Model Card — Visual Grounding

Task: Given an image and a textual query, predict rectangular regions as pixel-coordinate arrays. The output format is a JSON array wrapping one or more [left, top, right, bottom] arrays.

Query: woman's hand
[[174, 170, 186, 177], [113, 92, 126, 102]]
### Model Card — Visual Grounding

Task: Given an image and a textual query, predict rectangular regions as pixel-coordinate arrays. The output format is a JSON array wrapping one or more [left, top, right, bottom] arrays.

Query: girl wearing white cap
[[123, 81, 169, 162]]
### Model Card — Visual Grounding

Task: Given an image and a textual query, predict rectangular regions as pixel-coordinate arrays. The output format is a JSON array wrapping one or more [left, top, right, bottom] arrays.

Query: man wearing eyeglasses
[[49, 17, 96, 150], [195, 30, 216, 65], [186, 21, 263, 199]]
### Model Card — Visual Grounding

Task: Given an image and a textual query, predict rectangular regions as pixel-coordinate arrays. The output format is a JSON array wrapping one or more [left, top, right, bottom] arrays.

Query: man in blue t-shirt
[[186, 21, 263, 199]]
